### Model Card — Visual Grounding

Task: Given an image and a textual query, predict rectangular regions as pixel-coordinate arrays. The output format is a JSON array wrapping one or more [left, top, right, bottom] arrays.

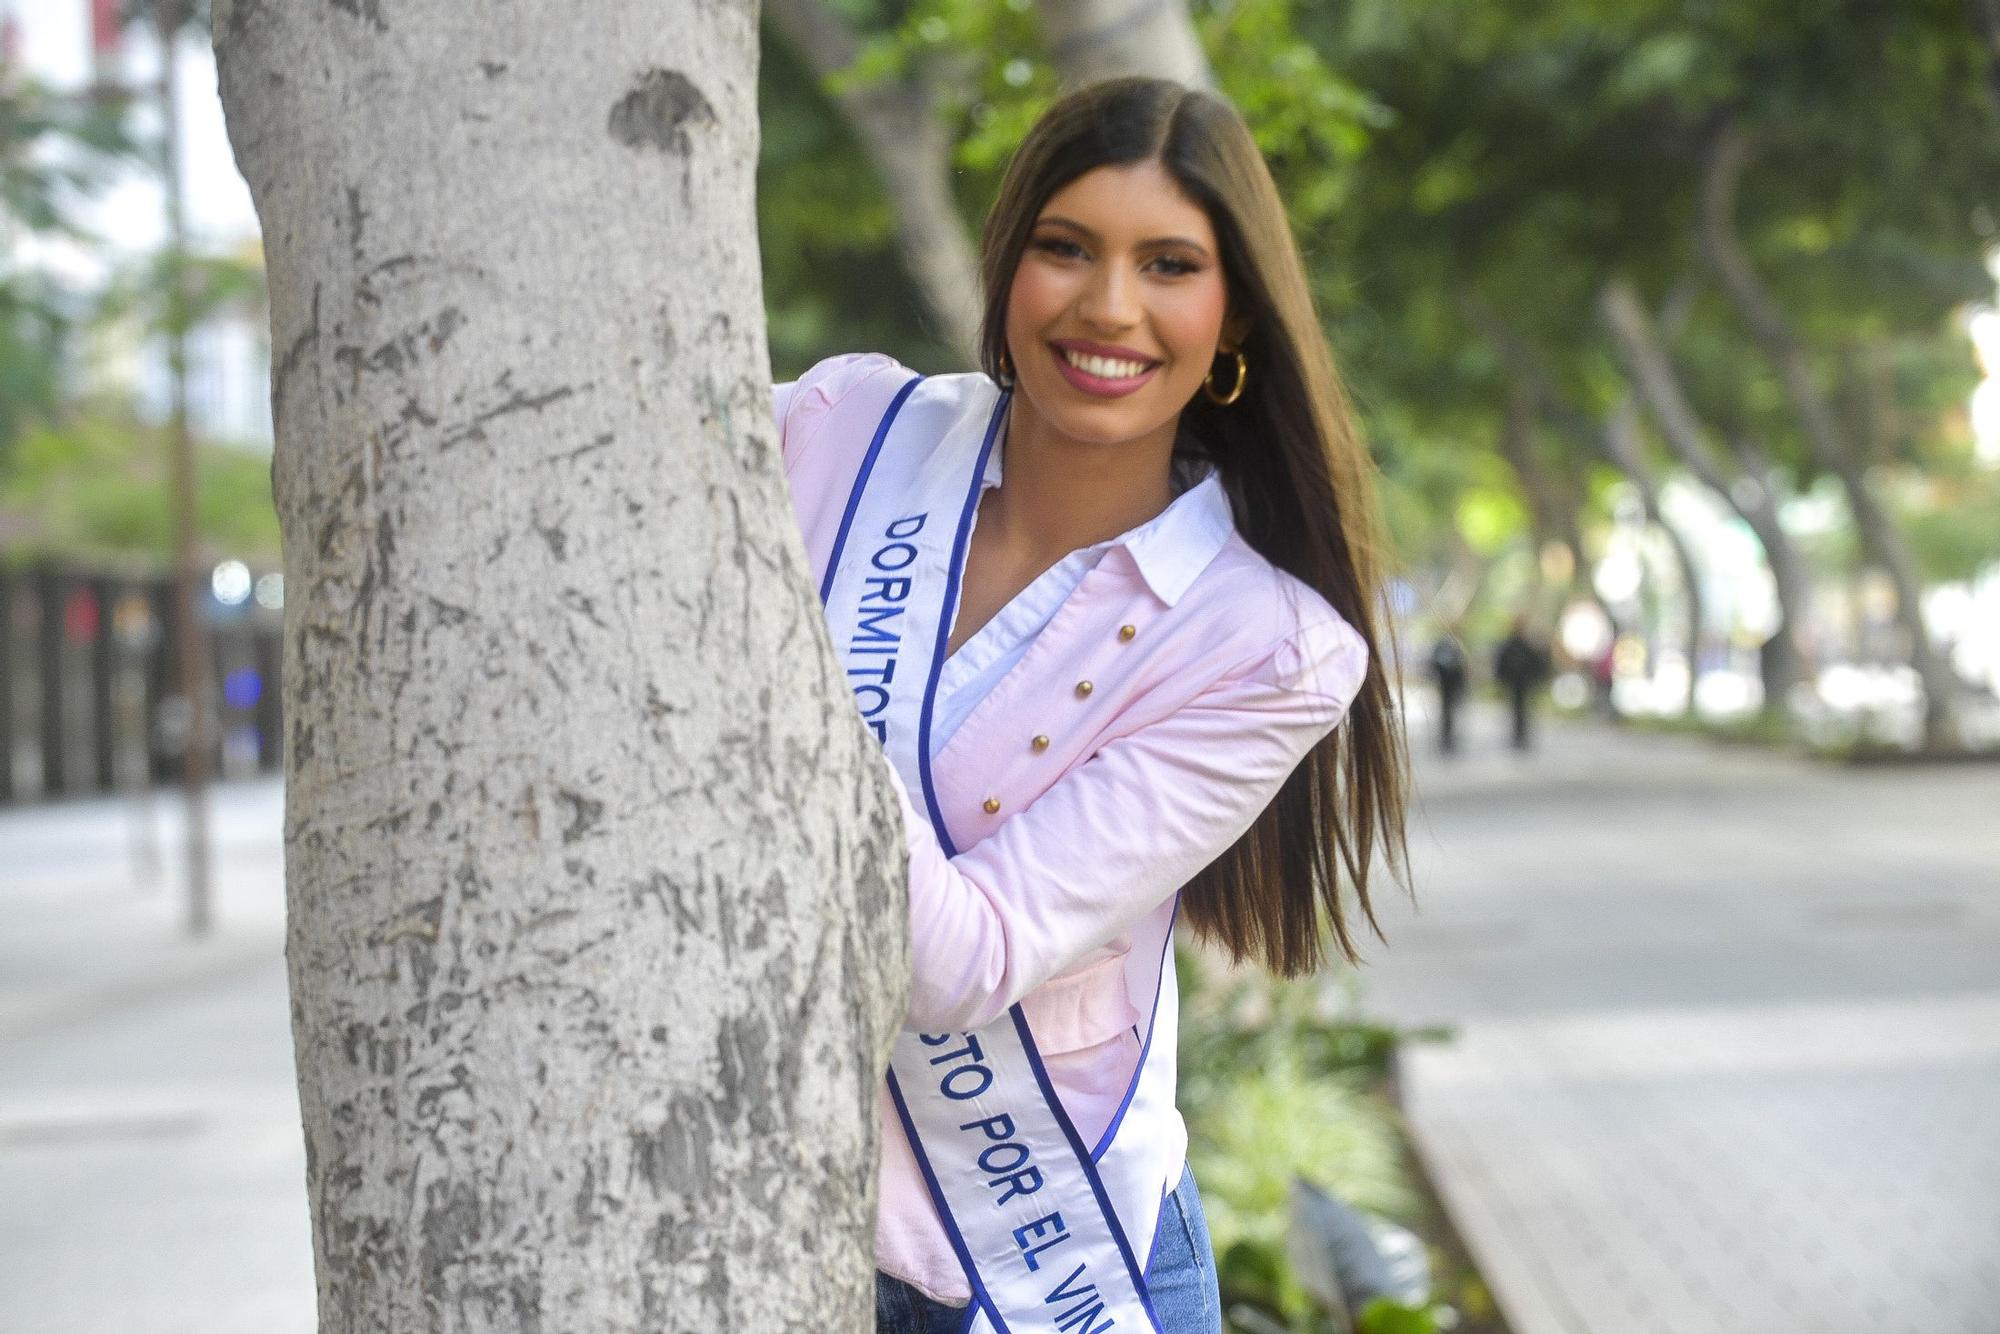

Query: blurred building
[[2, 562, 284, 805], [5, 0, 271, 448]]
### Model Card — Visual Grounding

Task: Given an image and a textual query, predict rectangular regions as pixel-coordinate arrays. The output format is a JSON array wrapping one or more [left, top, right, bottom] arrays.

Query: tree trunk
[[765, 0, 983, 364], [1699, 124, 1962, 748], [1428, 523, 1491, 631], [1035, 0, 1215, 91], [1598, 277, 1812, 716], [1495, 359, 1558, 621], [1601, 397, 1706, 716], [214, 4, 905, 1330], [1497, 367, 1614, 640], [156, 0, 215, 935], [1463, 294, 1615, 647]]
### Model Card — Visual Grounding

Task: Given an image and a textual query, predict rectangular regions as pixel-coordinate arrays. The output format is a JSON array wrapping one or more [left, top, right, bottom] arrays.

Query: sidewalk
[[1370, 714, 2000, 1334], [0, 779, 286, 1043], [0, 778, 312, 1334]]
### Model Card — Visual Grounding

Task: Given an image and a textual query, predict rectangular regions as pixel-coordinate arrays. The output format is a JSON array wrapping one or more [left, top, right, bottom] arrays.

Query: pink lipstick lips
[[1047, 342, 1161, 399]]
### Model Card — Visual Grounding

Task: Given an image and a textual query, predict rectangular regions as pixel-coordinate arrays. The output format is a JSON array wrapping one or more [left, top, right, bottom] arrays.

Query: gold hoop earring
[[1203, 349, 1247, 406], [997, 350, 1015, 390]]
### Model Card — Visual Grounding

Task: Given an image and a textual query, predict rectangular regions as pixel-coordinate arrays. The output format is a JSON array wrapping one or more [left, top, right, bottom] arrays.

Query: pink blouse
[[775, 352, 1368, 1304]]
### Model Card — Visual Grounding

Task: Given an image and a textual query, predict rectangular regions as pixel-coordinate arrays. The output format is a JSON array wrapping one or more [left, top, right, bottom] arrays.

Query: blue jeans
[[875, 1162, 1222, 1333]]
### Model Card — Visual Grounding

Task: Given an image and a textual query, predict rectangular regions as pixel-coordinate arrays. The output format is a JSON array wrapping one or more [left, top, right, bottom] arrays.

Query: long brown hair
[[976, 77, 1408, 972]]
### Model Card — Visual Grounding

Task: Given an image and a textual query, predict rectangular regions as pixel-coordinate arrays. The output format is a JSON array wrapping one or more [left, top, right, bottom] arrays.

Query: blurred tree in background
[[1, 409, 277, 563], [758, 0, 2000, 746], [8, 1, 1998, 737], [1, 37, 274, 571], [0, 69, 135, 461]]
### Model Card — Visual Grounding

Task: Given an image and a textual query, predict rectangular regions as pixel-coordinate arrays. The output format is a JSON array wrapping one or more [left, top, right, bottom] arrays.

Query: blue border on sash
[[914, 390, 1008, 856], [1090, 898, 1182, 1162], [884, 1067, 1013, 1334], [1010, 1006, 1166, 1332], [1141, 1177, 1176, 1281], [853, 382, 1159, 1331], [818, 373, 924, 606]]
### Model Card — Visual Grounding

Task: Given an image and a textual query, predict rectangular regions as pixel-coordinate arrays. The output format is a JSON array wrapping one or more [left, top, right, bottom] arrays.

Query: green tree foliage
[[1177, 955, 1421, 1330], [95, 243, 267, 341], [1304, 0, 1998, 588], [0, 409, 279, 566], [0, 276, 70, 448], [0, 70, 141, 458], [759, 21, 965, 378], [2, 45, 277, 572], [0, 75, 134, 239], [1899, 460, 2000, 583]]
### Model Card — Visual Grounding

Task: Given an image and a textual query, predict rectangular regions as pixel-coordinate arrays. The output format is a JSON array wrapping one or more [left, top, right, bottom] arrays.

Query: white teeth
[[1060, 347, 1152, 380]]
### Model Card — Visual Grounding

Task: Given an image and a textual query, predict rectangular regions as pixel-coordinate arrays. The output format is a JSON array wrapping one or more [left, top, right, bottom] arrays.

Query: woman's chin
[[1018, 381, 1190, 446]]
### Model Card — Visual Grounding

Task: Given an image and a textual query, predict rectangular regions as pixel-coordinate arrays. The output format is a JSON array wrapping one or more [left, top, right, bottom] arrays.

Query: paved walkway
[[0, 780, 286, 1043], [1365, 710, 2000, 1334], [0, 780, 311, 1334]]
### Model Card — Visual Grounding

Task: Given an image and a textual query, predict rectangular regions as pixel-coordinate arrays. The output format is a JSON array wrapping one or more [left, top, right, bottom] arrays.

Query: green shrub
[[1177, 953, 1430, 1329]]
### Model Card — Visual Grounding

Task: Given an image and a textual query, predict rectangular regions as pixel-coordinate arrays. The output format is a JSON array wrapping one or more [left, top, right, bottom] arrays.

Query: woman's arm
[[889, 611, 1368, 1033]]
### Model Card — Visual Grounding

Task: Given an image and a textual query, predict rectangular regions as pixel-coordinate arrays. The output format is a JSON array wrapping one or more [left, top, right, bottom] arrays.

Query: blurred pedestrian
[[1428, 631, 1468, 754], [1493, 616, 1551, 752], [1590, 639, 1618, 719]]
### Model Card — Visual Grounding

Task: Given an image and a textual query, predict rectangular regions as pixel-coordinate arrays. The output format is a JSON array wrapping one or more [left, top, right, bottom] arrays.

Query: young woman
[[773, 76, 1407, 1334]]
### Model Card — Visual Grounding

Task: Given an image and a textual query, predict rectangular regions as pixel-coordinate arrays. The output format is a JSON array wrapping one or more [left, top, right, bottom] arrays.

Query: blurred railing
[[0, 563, 281, 805]]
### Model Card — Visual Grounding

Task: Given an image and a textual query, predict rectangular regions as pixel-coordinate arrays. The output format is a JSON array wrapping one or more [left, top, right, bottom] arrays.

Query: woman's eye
[[1030, 238, 1199, 276]]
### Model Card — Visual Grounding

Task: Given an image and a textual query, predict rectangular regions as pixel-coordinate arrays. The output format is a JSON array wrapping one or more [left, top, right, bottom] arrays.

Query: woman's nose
[[1076, 261, 1140, 329]]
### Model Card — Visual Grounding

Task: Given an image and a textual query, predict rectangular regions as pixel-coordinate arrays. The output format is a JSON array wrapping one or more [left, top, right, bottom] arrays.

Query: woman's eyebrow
[[1035, 214, 1212, 258]]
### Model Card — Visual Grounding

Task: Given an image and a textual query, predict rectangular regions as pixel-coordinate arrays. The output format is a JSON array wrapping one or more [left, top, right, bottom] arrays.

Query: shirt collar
[[1122, 467, 1235, 605], [981, 423, 1236, 608]]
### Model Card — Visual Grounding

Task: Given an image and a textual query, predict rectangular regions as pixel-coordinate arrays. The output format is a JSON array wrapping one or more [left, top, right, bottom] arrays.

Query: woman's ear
[[1220, 309, 1253, 353]]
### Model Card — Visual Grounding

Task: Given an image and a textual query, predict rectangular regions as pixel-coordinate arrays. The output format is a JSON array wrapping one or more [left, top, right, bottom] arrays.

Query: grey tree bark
[[1599, 277, 1814, 716], [1035, 0, 1215, 91], [1699, 124, 1963, 748], [765, 0, 984, 364], [213, 3, 905, 1329]]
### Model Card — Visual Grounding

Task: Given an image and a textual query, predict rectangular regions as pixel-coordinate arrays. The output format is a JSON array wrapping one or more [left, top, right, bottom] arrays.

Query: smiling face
[[1003, 159, 1244, 453]]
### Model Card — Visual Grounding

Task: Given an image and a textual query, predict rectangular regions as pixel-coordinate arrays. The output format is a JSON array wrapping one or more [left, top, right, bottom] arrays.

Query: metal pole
[[37, 565, 64, 797], [90, 576, 116, 791], [156, 0, 212, 936]]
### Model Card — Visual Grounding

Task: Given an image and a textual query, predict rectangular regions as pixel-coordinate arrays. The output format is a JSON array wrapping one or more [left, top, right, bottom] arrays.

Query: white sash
[[820, 372, 1179, 1333]]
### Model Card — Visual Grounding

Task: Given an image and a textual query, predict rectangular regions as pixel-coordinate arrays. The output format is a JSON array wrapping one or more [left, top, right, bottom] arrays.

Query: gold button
[[1119, 624, 1137, 641], [1075, 680, 1094, 698], [1031, 734, 1050, 752], [982, 797, 1001, 814]]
